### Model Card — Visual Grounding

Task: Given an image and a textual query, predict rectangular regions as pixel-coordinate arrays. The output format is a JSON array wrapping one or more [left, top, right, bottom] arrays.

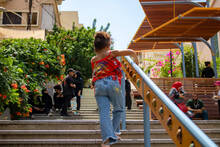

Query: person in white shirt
[[213, 81, 220, 114]]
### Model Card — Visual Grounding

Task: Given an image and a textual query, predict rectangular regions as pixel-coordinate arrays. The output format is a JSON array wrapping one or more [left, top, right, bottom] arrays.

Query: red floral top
[[91, 51, 122, 84]]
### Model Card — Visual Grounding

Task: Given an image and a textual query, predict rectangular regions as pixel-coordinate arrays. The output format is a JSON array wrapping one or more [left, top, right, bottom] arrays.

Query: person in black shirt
[[61, 68, 76, 116], [73, 71, 84, 112], [53, 84, 64, 111], [29, 93, 45, 114], [42, 89, 53, 115], [201, 61, 215, 78], [125, 78, 132, 110]]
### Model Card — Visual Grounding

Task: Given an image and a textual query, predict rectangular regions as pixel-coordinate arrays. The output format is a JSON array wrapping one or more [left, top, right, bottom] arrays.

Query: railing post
[[192, 42, 200, 77], [121, 70, 126, 130], [206, 0, 210, 8], [211, 37, 218, 78], [190, 49, 194, 77], [180, 43, 186, 77], [143, 79, 151, 147], [170, 50, 173, 77]]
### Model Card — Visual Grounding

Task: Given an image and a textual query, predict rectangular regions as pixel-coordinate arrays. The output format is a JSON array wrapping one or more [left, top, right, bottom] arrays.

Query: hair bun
[[96, 37, 102, 42]]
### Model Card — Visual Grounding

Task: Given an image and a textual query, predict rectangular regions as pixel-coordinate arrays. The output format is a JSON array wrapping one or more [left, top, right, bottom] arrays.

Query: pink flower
[[165, 59, 168, 62], [166, 52, 173, 57], [168, 70, 171, 74], [176, 51, 180, 55], [151, 69, 154, 71], [157, 61, 163, 66]]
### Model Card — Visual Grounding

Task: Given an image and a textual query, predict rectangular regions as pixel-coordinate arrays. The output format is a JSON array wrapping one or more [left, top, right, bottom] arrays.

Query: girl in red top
[[91, 32, 138, 147]]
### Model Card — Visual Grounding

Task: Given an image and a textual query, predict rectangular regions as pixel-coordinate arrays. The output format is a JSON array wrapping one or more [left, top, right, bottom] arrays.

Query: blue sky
[[58, 0, 145, 49]]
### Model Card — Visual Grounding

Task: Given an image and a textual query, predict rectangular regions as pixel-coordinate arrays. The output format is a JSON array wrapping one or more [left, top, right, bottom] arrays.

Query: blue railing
[[122, 56, 217, 147]]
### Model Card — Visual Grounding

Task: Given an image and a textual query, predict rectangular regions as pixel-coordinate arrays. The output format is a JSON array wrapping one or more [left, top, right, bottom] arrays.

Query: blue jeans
[[189, 110, 208, 120], [95, 76, 124, 145]]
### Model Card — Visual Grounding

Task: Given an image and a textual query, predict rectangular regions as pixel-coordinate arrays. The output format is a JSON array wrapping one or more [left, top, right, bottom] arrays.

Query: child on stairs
[[91, 31, 138, 147]]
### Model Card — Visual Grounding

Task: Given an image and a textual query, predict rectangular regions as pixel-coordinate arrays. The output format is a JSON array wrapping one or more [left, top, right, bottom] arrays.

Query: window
[[3, 12, 22, 24], [31, 12, 38, 25]]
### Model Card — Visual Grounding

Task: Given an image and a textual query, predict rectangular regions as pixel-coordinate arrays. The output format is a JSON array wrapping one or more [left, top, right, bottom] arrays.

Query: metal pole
[[174, 43, 186, 77], [170, 50, 173, 77], [27, 0, 32, 30], [192, 42, 200, 77], [121, 71, 126, 130], [140, 1, 204, 7], [191, 49, 194, 77], [206, 0, 218, 78], [206, 0, 210, 7], [143, 79, 150, 147], [180, 43, 186, 77], [211, 37, 218, 78]]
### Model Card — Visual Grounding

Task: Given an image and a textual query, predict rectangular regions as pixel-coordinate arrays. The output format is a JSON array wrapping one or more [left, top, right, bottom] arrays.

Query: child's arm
[[111, 49, 139, 64]]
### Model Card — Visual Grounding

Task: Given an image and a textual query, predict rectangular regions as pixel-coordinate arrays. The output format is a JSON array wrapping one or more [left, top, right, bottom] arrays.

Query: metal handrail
[[123, 56, 217, 147]]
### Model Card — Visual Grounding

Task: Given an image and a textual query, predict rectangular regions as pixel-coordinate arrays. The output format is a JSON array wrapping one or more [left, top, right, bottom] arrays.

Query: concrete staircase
[[0, 88, 220, 147]]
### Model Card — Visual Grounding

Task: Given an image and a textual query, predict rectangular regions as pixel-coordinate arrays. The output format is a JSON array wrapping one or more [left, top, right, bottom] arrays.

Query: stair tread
[[1, 129, 220, 134]]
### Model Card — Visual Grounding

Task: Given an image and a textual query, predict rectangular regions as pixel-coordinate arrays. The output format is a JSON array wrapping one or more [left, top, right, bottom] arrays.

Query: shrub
[[0, 38, 64, 119]]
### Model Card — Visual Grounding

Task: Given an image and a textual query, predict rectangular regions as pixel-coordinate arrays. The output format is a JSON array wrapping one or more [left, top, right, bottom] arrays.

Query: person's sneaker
[[73, 111, 80, 115]]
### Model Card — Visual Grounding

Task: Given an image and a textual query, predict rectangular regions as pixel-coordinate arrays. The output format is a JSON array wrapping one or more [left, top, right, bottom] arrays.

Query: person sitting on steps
[[186, 94, 208, 120], [53, 84, 64, 112]]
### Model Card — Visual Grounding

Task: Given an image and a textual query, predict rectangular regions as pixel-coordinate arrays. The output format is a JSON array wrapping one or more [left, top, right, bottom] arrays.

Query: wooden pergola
[[130, 0, 220, 77], [128, 17, 179, 51]]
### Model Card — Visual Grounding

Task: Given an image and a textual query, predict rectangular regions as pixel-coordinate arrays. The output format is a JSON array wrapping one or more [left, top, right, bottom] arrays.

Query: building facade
[[0, 0, 63, 30], [59, 11, 83, 30], [197, 0, 220, 61]]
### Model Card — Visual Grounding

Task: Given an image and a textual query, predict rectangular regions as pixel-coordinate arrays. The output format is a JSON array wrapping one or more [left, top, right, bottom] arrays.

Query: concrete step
[[0, 138, 175, 147], [1, 120, 220, 130], [1, 138, 220, 147], [31, 115, 143, 120], [1, 129, 220, 139]]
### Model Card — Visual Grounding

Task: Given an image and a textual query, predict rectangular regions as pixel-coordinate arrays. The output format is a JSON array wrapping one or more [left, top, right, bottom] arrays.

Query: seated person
[[169, 82, 188, 114], [28, 93, 45, 114], [42, 89, 53, 115], [186, 94, 208, 120], [213, 81, 220, 114], [53, 84, 64, 111]]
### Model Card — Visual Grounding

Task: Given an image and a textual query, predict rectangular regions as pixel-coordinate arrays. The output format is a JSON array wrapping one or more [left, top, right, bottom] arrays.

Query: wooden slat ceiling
[[134, 8, 220, 43], [139, 0, 206, 29], [128, 17, 178, 51], [128, 0, 206, 51]]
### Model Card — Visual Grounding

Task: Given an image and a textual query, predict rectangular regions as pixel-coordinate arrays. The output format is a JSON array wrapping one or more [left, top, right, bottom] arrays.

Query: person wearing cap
[[201, 61, 215, 78], [213, 81, 220, 114], [61, 68, 76, 116]]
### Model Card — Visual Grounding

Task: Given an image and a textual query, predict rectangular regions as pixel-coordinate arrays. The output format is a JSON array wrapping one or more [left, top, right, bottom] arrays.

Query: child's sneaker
[[74, 111, 80, 115]]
